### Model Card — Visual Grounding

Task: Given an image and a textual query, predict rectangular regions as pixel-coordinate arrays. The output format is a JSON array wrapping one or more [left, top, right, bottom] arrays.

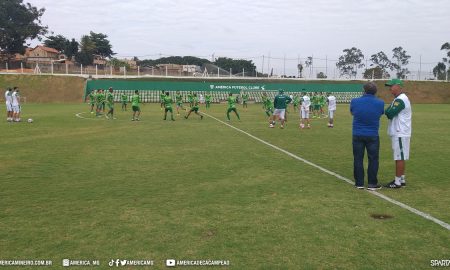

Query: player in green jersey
[[95, 89, 105, 117], [187, 92, 194, 107], [184, 93, 203, 120], [131, 90, 141, 121], [263, 93, 274, 124], [292, 94, 300, 112], [270, 89, 292, 128], [163, 92, 175, 121], [241, 92, 249, 110], [226, 93, 241, 121], [160, 91, 165, 110], [261, 92, 268, 109], [205, 92, 212, 109], [105, 87, 116, 119], [175, 91, 186, 115], [88, 90, 96, 113], [312, 93, 320, 118], [121, 92, 128, 111]]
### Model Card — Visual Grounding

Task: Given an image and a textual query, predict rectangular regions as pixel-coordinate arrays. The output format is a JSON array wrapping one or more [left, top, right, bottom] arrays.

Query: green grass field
[[1, 102, 449, 269]]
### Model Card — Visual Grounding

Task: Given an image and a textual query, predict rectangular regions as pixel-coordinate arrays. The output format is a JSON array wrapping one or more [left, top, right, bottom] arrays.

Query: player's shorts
[[176, 102, 182, 107], [273, 109, 286, 120], [328, 109, 335, 119], [314, 104, 320, 110], [107, 103, 114, 110], [190, 107, 199, 112], [132, 105, 140, 112], [391, 136, 410, 160], [122, 101, 127, 105], [301, 108, 309, 119], [12, 105, 20, 113], [165, 107, 173, 113], [6, 103, 12, 112], [90, 101, 95, 106]]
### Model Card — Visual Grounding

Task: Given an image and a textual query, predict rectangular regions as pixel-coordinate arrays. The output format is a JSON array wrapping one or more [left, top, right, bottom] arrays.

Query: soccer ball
[[27, 118, 33, 123]]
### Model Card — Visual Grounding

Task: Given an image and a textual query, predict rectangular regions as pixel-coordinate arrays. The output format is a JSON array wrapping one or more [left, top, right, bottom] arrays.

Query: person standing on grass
[[300, 92, 311, 129], [272, 89, 291, 129], [160, 91, 165, 111], [241, 91, 249, 110], [105, 87, 115, 119], [175, 91, 186, 115], [327, 93, 337, 128], [11, 87, 21, 122], [95, 89, 105, 117], [88, 89, 96, 114], [292, 94, 300, 113], [185, 93, 203, 120], [350, 82, 384, 190], [226, 93, 241, 121], [188, 92, 194, 108], [5, 87, 13, 122], [121, 92, 128, 111], [131, 90, 141, 121], [205, 92, 212, 109], [163, 91, 175, 121], [384, 79, 412, 189]]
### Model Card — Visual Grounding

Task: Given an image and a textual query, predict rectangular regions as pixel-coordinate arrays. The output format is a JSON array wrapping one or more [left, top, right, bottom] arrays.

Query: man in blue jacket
[[350, 82, 385, 190]]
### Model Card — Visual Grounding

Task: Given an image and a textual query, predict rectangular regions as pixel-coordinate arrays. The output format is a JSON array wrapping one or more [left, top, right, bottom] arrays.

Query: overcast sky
[[27, 0, 450, 77]]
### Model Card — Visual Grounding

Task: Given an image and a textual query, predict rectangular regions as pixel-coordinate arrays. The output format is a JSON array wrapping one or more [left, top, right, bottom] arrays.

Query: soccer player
[[185, 93, 203, 120], [319, 92, 326, 117], [121, 92, 128, 111], [88, 89, 96, 114], [163, 91, 175, 121], [131, 90, 141, 121], [205, 92, 212, 109], [271, 89, 291, 129], [261, 92, 268, 109], [300, 92, 311, 129], [11, 87, 21, 122], [105, 87, 115, 119], [312, 93, 320, 118], [160, 91, 165, 110], [327, 93, 336, 127], [263, 93, 274, 125], [187, 92, 194, 107], [226, 93, 240, 121], [292, 94, 300, 112], [241, 91, 249, 110], [95, 89, 105, 117], [175, 91, 185, 115], [5, 87, 13, 122]]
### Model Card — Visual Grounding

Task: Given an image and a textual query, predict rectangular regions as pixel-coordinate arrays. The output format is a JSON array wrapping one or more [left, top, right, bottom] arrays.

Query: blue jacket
[[350, 94, 384, 136]]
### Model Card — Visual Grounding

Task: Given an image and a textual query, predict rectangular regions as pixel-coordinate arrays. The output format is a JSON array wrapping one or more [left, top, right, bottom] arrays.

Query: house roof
[[33, 45, 59, 54]]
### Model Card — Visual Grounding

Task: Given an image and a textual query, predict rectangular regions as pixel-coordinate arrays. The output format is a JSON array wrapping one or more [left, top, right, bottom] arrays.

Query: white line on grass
[[202, 112, 450, 231]]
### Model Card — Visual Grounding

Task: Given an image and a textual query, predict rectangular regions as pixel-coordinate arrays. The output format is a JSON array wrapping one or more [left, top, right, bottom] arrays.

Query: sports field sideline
[[1, 102, 449, 269]]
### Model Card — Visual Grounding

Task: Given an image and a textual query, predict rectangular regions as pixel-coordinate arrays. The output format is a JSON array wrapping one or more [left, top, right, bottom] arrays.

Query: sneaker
[[300, 124, 305, 129], [367, 185, 382, 191], [384, 181, 402, 188], [184, 116, 188, 119], [269, 124, 274, 128], [355, 186, 364, 190], [401, 182, 406, 187], [280, 125, 284, 129], [200, 115, 203, 120], [131, 118, 135, 121]]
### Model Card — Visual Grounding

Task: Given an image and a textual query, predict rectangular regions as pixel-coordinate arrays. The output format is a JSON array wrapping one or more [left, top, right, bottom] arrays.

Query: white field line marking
[[202, 112, 450, 231]]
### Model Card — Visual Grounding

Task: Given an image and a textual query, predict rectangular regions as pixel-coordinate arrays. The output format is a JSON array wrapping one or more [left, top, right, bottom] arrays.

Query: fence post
[[81, 64, 83, 75], [138, 66, 140, 77], [165, 66, 168, 77], [51, 61, 54, 74], [95, 65, 98, 77], [124, 66, 126, 77], [65, 63, 68, 74], [21, 62, 23, 74], [110, 65, 112, 77], [217, 67, 219, 77], [6, 62, 8, 71], [243, 68, 244, 77]]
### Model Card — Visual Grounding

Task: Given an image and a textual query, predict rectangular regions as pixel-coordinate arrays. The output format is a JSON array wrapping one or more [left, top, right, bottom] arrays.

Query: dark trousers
[[352, 136, 380, 187]]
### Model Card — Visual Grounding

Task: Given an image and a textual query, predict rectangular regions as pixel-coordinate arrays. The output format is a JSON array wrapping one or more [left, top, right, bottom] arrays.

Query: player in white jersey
[[11, 87, 21, 122], [299, 92, 311, 129], [5, 87, 13, 122], [384, 79, 412, 188], [326, 94, 336, 128]]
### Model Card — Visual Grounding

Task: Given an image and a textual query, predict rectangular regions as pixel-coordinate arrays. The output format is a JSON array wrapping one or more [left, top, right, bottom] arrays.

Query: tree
[[0, 0, 48, 60], [89, 31, 114, 58], [297, 63, 303, 78], [336, 47, 365, 78], [433, 62, 447, 80], [305, 56, 313, 78], [214, 57, 256, 75], [108, 58, 130, 69], [75, 35, 95, 65], [316, 72, 327, 79], [44, 35, 79, 59], [363, 67, 389, 79], [370, 51, 393, 78], [140, 56, 210, 67], [392, 46, 411, 79]]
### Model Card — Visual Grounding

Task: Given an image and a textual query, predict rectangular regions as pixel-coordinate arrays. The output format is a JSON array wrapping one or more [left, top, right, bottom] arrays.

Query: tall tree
[[75, 35, 95, 65], [363, 67, 389, 79], [392, 46, 411, 79], [336, 47, 365, 78], [433, 62, 447, 80], [89, 31, 114, 58], [43, 35, 79, 59], [297, 63, 303, 78], [214, 57, 256, 75], [0, 0, 48, 60], [370, 51, 392, 78], [305, 57, 313, 78]]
